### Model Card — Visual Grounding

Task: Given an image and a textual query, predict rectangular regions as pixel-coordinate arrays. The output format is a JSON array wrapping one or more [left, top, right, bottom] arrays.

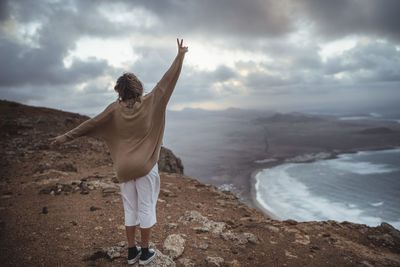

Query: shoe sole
[[128, 252, 141, 265], [139, 253, 156, 265], [128, 246, 142, 265]]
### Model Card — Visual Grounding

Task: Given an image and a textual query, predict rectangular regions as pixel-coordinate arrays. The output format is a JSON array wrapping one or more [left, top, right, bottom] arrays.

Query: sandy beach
[[250, 166, 280, 220]]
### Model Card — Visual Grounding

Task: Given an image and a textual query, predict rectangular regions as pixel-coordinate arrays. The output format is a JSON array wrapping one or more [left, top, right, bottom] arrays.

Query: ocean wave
[[321, 157, 397, 175], [370, 201, 384, 207], [254, 158, 277, 164], [255, 164, 399, 229]]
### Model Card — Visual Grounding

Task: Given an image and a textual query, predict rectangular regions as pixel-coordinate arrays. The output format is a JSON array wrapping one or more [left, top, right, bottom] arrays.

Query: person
[[48, 39, 188, 265]]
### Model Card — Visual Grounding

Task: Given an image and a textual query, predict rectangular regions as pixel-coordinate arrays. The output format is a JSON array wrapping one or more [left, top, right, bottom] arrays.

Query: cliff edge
[[0, 99, 399, 266]]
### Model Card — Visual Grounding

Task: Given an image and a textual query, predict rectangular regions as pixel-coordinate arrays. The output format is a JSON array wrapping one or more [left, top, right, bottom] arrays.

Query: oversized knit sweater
[[57, 52, 185, 183]]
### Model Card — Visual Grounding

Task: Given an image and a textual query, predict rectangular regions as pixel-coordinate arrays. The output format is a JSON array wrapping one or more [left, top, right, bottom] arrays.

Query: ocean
[[255, 147, 400, 230]]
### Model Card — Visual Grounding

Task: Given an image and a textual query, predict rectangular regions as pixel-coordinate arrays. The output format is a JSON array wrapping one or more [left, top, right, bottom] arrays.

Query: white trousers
[[119, 162, 160, 228]]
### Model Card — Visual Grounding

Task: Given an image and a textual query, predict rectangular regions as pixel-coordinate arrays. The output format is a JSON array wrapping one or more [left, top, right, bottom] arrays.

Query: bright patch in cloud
[[186, 40, 271, 71], [64, 37, 138, 68], [319, 37, 358, 62]]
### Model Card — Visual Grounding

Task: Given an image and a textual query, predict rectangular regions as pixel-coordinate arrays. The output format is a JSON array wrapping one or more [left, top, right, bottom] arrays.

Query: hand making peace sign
[[177, 38, 188, 55]]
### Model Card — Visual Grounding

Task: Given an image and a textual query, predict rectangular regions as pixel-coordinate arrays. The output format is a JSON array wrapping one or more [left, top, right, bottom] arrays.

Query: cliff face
[[0, 99, 399, 266]]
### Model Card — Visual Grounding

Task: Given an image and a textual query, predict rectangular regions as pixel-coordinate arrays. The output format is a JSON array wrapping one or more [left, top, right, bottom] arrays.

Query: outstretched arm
[[48, 103, 114, 146], [153, 38, 188, 104]]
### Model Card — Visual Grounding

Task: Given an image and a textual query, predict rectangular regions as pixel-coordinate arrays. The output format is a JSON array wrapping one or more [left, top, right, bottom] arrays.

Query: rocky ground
[[1, 99, 400, 266]]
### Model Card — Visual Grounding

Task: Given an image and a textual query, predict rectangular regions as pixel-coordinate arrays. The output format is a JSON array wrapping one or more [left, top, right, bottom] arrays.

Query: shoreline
[[249, 145, 400, 221]]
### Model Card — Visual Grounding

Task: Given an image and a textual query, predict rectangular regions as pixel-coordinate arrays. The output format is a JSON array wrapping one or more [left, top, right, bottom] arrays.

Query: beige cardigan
[[58, 52, 185, 183]]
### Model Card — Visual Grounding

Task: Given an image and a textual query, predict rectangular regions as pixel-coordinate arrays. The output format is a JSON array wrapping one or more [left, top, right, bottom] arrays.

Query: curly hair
[[114, 72, 143, 108]]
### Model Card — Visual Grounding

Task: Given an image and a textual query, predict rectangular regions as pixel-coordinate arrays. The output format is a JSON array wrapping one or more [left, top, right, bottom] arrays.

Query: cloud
[[128, 0, 295, 38], [296, 0, 400, 41], [324, 40, 400, 82], [0, 0, 400, 114]]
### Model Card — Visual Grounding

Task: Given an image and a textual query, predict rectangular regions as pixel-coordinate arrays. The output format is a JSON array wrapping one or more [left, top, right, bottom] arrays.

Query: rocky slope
[[0, 99, 399, 267]]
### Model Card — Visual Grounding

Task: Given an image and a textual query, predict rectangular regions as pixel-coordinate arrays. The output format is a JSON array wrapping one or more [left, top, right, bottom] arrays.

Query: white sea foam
[[218, 183, 235, 191], [254, 158, 277, 164], [285, 152, 331, 163], [356, 147, 400, 156], [255, 164, 399, 229], [339, 116, 370, 120], [321, 157, 396, 175], [370, 201, 384, 207], [369, 112, 381, 117]]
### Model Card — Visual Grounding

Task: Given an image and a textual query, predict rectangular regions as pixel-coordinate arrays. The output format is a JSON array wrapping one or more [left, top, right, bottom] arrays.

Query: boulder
[[163, 234, 186, 259]]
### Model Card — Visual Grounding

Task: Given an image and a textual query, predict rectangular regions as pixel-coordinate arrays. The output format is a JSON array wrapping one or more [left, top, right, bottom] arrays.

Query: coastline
[[250, 165, 281, 220], [250, 145, 400, 221]]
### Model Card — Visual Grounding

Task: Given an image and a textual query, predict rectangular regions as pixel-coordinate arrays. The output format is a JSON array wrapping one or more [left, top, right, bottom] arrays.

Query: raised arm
[[153, 38, 188, 104], [49, 102, 114, 146]]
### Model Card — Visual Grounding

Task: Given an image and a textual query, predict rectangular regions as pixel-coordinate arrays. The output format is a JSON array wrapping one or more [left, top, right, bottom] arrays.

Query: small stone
[[190, 242, 209, 250], [90, 206, 101, 211], [145, 247, 176, 267], [42, 207, 48, 214], [285, 250, 298, 259], [220, 230, 260, 245], [194, 226, 209, 233], [266, 225, 280, 233], [160, 188, 177, 197], [70, 220, 78, 226], [103, 245, 123, 259], [294, 233, 310, 245], [178, 258, 195, 267], [360, 260, 374, 267], [228, 259, 241, 267], [117, 241, 127, 247], [206, 256, 224, 267], [102, 188, 116, 194], [284, 219, 298, 225], [166, 223, 178, 230]]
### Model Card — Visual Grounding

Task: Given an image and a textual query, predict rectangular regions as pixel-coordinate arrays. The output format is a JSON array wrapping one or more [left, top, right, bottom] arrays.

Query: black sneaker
[[128, 246, 141, 265], [139, 247, 156, 265]]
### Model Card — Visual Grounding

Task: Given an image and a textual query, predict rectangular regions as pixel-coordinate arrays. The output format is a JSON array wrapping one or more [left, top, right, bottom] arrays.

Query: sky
[[1, 0, 400, 116]]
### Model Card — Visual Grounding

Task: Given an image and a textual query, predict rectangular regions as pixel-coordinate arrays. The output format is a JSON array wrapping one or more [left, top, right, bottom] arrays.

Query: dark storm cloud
[[324, 41, 400, 82], [0, 0, 131, 88], [297, 0, 400, 41], [238, 39, 400, 99], [126, 0, 295, 38], [0, 0, 10, 22], [0, 35, 113, 86], [173, 64, 238, 104]]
